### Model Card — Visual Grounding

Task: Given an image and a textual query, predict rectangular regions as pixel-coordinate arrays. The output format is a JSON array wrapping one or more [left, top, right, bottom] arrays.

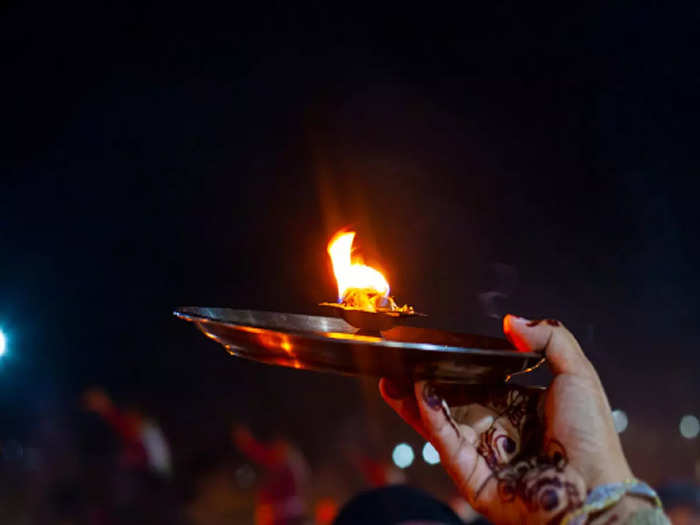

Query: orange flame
[[327, 231, 390, 302]]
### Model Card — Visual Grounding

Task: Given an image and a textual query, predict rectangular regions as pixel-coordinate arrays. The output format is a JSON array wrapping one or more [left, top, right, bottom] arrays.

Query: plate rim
[[174, 307, 542, 360]]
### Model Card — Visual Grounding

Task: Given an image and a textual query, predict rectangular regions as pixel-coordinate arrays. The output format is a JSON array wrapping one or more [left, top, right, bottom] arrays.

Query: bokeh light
[[392, 443, 414, 469], [0, 329, 6, 356], [612, 409, 628, 434], [422, 442, 440, 465], [679, 415, 699, 439]]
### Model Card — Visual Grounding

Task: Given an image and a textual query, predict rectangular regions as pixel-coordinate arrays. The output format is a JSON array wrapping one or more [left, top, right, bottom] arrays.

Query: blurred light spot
[[422, 442, 440, 465], [612, 409, 628, 434], [392, 443, 414, 469], [0, 329, 6, 356], [680, 415, 699, 439]]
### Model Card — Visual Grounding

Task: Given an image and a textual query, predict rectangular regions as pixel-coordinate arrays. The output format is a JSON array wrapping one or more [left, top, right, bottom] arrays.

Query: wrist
[[588, 462, 634, 488], [589, 496, 655, 525], [561, 478, 664, 525]]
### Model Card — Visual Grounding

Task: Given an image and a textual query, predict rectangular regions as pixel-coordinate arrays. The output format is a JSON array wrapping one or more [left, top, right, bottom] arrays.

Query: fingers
[[379, 378, 429, 441], [503, 314, 596, 378], [379, 378, 547, 517], [412, 381, 495, 505]]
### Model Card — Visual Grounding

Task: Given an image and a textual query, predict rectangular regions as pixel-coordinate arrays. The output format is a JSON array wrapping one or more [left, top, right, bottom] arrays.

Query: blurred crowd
[[0, 389, 697, 524], [0, 388, 419, 525]]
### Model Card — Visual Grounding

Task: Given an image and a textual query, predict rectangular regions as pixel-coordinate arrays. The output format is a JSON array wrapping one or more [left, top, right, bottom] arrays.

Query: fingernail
[[503, 314, 529, 334], [504, 314, 530, 327], [383, 379, 409, 400], [422, 383, 443, 410], [502, 315, 532, 352]]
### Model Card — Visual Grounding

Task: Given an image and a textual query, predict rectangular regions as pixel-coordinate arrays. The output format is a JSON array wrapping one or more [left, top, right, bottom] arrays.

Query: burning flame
[[327, 231, 389, 302], [324, 230, 417, 315]]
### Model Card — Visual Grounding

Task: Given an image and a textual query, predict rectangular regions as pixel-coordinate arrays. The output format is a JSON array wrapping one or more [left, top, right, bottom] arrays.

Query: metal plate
[[174, 307, 543, 384]]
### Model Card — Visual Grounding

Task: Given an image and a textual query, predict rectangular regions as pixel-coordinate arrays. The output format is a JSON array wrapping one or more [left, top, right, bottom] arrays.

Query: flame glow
[[327, 231, 390, 302]]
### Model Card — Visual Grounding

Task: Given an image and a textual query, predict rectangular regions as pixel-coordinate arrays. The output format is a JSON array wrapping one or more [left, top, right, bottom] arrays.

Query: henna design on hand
[[477, 427, 518, 469], [469, 384, 584, 524], [487, 441, 583, 524], [525, 318, 561, 327], [500, 388, 538, 432]]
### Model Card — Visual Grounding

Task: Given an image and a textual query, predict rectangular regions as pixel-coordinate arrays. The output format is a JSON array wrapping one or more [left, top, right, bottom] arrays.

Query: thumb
[[503, 315, 595, 378]]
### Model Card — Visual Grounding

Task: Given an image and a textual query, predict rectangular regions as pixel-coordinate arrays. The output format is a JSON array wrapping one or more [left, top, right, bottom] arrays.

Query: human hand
[[379, 315, 637, 524]]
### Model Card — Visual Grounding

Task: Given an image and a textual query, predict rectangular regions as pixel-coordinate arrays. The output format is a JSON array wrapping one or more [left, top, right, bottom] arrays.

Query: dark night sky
[[1, 2, 699, 486]]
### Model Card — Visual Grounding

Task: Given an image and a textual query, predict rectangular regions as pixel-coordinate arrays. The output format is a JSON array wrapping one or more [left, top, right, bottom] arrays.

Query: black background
[[1, 1, 698, 493]]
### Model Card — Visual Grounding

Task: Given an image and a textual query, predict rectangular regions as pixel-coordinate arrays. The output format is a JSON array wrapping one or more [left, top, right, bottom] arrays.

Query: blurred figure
[[83, 388, 179, 524], [83, 388, 172, 478], [233, 424, 310, 525]]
